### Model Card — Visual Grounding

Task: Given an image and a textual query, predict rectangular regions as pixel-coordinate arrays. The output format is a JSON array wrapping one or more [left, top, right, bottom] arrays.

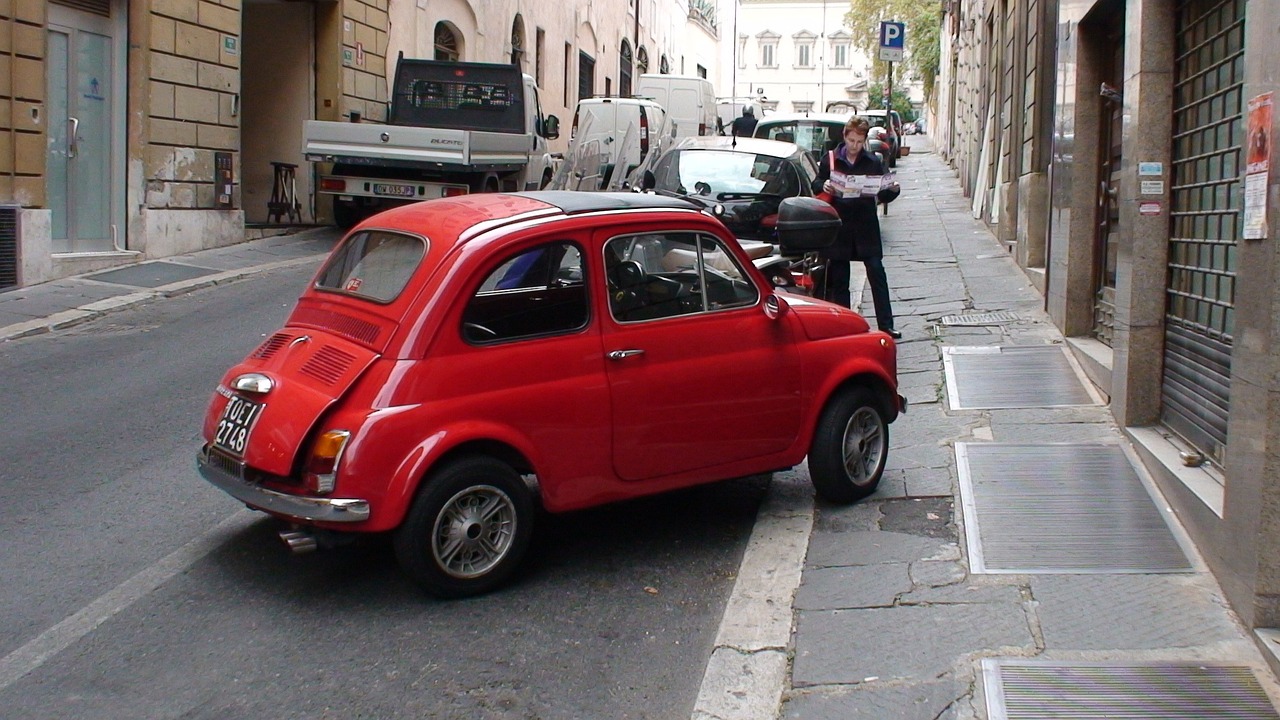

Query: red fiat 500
[[198, 191, 903, 598]]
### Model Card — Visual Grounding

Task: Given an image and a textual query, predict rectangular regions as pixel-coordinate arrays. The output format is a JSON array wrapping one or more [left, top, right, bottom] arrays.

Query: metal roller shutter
[[1162, 0, 1245, 464]]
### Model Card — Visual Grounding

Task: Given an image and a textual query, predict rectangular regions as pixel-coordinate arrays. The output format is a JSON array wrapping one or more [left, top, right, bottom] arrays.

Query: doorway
[[46, 3, 125, 253], [241, 1, 316, 224], [1091, 19, 1124, 347]]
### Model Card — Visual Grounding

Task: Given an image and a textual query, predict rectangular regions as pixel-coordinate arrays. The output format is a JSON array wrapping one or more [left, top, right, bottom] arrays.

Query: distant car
[[752, 112, 852, 163], [197, 191, 904, 598], [861, 109, 903, 166], [632, 135, 821, 242]]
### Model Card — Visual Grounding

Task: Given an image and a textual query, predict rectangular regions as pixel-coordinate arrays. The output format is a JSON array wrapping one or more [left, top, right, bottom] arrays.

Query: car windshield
[[651, 149, 803, 198], [757, 122, 842, 160], [314, 230, 426, 303]]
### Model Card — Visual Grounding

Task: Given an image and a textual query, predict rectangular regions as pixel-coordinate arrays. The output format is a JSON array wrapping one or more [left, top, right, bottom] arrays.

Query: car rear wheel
[[808, 386, 888, 504], [394, 456, 534, 598]]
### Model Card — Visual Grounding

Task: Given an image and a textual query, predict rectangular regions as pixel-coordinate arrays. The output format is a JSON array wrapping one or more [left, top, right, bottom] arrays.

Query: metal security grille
[[957, 443, 1192, 574], [984, 660, 1280, 720], [1162, 0, 1244, 464], [52, 0, 110, 16], [0, 207, 16, 291]]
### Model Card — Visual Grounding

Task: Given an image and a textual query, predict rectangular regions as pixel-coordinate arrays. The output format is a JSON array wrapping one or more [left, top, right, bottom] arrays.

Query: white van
[[566, 97, 674, 190], [635, 74, 717, 139]]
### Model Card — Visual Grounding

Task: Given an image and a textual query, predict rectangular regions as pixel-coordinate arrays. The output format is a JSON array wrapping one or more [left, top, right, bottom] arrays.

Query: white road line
[[0, 510, 254, 692], [691, 471, 815, 720]]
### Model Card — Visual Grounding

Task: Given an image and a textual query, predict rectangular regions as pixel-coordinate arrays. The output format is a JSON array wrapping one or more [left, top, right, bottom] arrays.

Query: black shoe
[[882, 328, 902, 339]]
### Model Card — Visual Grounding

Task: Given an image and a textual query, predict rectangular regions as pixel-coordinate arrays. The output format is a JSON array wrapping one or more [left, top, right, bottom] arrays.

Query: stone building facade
[[1, 0, 718, 291], [936, 0, 1280, 673]]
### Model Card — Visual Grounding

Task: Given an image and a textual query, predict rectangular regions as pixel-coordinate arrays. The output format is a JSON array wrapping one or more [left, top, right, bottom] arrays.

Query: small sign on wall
[[223, 36, 238, 56], [1244, 92, 1272, 239], [216, 152, 233, 208]]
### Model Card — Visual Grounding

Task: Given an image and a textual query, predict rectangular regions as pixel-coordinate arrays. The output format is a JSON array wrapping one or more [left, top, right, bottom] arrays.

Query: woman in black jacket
[[812, 116, 901, 338]]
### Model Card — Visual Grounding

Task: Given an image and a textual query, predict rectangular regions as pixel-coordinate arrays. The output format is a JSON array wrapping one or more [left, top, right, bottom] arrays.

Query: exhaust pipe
[[279, 527, 319, 554]]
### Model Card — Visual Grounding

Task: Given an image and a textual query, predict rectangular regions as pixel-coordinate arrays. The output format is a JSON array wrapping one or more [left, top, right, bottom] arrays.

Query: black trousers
[[822, 257, 895, 331]]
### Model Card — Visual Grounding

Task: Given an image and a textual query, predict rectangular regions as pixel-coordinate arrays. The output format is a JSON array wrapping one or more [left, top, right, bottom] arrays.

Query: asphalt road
[[0, 262, 767, 719]]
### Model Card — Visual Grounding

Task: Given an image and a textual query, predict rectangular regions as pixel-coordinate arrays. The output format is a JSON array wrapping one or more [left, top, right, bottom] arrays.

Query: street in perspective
[[6, 0, 1280, 718]]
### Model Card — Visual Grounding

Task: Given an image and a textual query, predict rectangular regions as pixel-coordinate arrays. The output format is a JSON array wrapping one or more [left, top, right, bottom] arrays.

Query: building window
[[510, 15, 525, 67], [796, 43, 811, 68], [637, 46, 649, 74], [738, 35, 747, 69], [793, 101, 813, 113], [660, 54, 671, 74], [564, 43, 572, 105], [434, 23, 460, 61], [760, 43, 775, 68], [696, 63, 707, 79], [620, 40, 633, 96], [832, 42, 849, 68], [536, 28, 546, 86]]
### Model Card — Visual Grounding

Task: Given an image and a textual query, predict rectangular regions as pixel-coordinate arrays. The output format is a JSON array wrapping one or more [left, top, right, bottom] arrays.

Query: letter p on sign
[[879, 21, 905, 62]]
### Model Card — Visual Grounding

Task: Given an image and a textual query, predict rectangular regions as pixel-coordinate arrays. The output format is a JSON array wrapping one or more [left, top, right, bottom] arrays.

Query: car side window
[[462, 242, 588, 343], [605, 232, 758, 322]]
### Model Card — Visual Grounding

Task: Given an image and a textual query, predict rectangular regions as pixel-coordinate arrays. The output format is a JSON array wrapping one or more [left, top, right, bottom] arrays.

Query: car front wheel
[[394, 456, 534, 598], [808, 386, 888, 504]]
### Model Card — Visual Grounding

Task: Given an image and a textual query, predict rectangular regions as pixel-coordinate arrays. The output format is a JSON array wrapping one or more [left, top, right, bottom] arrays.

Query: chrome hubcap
[[842, 407, 884, 485], [432, 486, 516, 579]]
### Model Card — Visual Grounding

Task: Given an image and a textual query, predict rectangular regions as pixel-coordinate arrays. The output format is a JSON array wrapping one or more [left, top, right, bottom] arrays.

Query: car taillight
[[699, 122, 707, 135], [304, 429, 350, 494], [443, 186, 469, 197], [319, 177, 346, 192], [639, 108, 650, 157]]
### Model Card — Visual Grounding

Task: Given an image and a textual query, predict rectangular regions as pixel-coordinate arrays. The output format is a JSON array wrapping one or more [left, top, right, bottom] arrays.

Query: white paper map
[[830, 170, 896, 198]]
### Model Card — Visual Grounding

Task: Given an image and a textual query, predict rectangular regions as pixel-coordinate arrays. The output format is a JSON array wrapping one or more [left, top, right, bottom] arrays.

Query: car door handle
[[607, 349, 645, 361]]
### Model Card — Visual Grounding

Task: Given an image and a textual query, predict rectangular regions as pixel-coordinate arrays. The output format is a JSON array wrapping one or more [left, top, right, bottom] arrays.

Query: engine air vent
[[292, 307, 382, 346], [251, 332, 296, 360], [301, 346, 358, 385]]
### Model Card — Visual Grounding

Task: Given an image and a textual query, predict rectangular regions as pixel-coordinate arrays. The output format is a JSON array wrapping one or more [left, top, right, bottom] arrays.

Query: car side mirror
[[542, 115, 561, 140], [641, 170, 656, 191], [763, 293, 788, 320]]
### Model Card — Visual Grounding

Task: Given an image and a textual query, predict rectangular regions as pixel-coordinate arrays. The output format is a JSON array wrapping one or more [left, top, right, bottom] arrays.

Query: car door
[[599, 228, 804, 481]]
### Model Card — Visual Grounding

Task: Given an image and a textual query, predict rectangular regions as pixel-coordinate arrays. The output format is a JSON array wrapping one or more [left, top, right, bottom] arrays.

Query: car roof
[[756, 112, 852, 125], [577, 97, 665, 109], [666, 134, 807, 159]]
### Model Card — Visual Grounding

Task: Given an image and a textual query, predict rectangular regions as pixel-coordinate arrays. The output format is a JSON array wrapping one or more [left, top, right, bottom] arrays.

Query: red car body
[[198, 191, 902, 596]]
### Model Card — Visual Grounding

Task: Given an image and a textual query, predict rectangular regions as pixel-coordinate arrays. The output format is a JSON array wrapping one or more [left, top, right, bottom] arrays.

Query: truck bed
[[304, 120, 534, 172]]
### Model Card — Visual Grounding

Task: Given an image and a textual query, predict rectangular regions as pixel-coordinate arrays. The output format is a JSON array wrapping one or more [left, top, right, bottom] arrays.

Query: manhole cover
[[940, 311, 1019, 326], [984, 660, 1280, 719]]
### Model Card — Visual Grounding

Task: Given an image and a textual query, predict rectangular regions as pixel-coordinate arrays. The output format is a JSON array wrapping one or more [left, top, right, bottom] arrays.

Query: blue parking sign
[[879, 21, 905, 62]]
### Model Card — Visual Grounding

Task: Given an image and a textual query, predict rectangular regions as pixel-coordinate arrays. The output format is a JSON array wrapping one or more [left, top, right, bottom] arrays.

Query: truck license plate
[[213, 395, 263, 457], [373, 183, 416, 197]]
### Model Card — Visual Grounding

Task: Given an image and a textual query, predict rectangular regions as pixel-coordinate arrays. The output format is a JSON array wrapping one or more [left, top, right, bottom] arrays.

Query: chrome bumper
[[197, 447, 370, 523]]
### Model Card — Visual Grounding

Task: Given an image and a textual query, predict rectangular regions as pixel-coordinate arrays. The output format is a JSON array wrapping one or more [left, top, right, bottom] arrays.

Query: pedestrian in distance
[[730, 106, 758, 137], [813, 115, 902, 338]]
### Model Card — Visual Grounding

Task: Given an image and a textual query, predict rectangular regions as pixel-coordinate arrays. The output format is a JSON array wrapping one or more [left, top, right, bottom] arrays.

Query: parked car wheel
[[394, 456, 535, 598], [808, 386, 888, 504]]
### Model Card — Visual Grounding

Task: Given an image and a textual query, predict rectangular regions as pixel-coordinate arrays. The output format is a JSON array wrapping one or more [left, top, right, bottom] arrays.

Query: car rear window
[[656, 149, 801, 197], [315, 230, 426, 303]]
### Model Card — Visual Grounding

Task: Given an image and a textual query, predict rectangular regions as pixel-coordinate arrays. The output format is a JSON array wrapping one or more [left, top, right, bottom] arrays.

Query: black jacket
[[812, 146, 899, 261]]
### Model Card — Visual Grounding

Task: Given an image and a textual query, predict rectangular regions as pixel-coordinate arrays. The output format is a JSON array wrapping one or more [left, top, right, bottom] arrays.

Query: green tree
[[844, 0, 942, 100], [868, 83, 916, 120]]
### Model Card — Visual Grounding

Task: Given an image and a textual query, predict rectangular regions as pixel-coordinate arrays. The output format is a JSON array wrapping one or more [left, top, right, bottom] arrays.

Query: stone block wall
[[146, 0, 241, 210], [0, 0, 47, 207]]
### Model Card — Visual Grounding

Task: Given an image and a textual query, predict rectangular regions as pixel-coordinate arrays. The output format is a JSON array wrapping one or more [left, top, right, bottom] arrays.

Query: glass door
[[47, 7, 117, 253]]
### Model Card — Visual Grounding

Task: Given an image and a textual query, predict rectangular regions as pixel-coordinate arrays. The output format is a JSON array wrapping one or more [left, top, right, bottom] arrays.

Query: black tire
[[394, 456, 535, 598], [333, 202, 361, 230], [807, 386, 889, 504]]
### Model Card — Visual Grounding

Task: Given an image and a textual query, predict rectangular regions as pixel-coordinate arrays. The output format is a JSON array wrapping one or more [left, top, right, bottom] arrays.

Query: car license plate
[[213, 395, 264, 457], [373, 183, 416, 197]]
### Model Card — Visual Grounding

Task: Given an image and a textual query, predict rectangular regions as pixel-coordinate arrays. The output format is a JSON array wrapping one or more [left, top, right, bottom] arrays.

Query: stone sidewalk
[[776, 136, 1280, 719]]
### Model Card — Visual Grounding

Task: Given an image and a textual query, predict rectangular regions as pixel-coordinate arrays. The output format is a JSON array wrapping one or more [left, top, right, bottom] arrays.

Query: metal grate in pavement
[[943, 345, 1102, 409], [939, 311, 1020, 326], [86, 261, 219, 288], [957, 443, 1193, 573], [983, 660, 1280, 720]]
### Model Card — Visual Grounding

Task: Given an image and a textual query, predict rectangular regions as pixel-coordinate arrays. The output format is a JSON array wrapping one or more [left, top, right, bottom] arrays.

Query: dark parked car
[[631, 135, 821, 242], [861, 109, 903, 166]]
